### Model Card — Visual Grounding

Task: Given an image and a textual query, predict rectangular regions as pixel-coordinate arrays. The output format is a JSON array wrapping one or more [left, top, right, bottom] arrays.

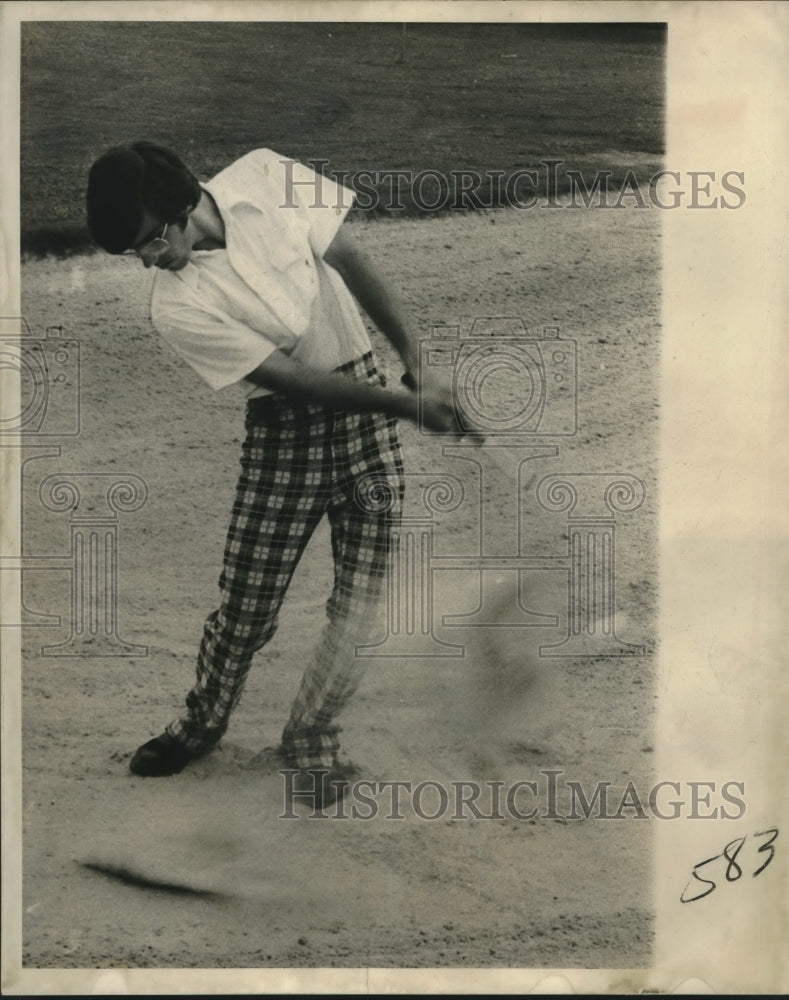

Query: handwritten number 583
[[680, 829, 778, 903]]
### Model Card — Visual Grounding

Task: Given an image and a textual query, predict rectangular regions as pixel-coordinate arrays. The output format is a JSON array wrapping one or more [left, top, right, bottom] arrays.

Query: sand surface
[[19, 203, 659, 969]]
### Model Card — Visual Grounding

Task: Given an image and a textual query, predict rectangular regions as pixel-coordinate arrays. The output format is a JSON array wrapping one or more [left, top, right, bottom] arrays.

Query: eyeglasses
[[123, 222, 169, 258]]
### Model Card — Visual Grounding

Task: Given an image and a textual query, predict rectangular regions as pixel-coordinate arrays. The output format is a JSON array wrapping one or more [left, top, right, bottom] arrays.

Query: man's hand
[[419, 387, 461, 435], [411, 373, 486, 445]]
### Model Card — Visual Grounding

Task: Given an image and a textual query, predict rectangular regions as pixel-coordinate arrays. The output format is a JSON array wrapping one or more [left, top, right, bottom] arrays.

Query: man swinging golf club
[[86, 141, 475, 808]]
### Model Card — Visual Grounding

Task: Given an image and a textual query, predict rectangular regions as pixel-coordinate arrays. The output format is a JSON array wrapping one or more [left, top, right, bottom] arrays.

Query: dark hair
[[86, 140, 201, 254]]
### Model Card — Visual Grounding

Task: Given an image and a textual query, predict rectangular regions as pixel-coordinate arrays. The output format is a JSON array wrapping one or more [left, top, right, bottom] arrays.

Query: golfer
[[86, 141, 468, 807]]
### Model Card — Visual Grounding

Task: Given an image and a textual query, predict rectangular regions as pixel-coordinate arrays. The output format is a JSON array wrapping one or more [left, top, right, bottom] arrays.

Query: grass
[[21, 21, 665, 255]]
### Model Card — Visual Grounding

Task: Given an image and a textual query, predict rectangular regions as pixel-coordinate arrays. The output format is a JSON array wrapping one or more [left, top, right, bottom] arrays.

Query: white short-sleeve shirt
[[150, 149, 372, 396]]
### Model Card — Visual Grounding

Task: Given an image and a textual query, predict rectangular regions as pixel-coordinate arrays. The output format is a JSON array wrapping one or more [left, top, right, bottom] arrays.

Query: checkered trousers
[[166, 353, 404, 766]]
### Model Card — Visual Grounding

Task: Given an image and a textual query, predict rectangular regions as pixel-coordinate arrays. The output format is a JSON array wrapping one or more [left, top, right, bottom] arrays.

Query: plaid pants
[[166, 353, 404, 767]]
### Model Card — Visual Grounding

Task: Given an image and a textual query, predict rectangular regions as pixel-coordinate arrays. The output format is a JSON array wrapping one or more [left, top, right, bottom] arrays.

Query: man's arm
[[322, 226, 484, 442], [246, 349, 463, 435], [323, 227, 421, 376]]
